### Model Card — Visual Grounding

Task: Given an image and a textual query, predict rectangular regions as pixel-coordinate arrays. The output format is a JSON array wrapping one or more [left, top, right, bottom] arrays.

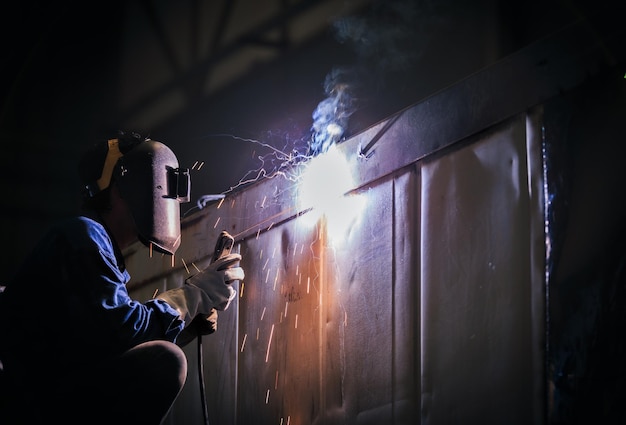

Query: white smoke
[[309, 68, 355, 155], [309, 0, 429, 156]]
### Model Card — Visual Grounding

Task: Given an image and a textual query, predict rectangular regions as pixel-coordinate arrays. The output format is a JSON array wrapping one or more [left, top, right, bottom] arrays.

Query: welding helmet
[[80, 134, 190, 255]]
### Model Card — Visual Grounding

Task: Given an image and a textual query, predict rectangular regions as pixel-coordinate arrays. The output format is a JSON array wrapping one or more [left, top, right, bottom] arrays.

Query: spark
[[240, 282, 245, 298], [284, 301, 289, 318], [241, 333, 247, 352], [265, 389, 270, 404], [217, 198, 225, 209], [191, 262, 201, 272], [182, 258, 190, 274], [218, 134, 291, 157], [171, 255, 175, 268], [261, 307, 266, 321], [152, 288, 159, 298], [275, 370, 279, 389], [213, 217, 221, 228], [204, 133, 312, 196], [186, 86, 351, 215], [266, 324, 275, 363], [183, 131, 305, 215], [295, 314, 298, 329], [191, 160, 205, 170]]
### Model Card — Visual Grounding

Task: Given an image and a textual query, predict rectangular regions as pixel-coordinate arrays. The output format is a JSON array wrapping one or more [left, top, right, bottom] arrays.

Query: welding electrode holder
[[207, 230, 239, 310], [193, 230, 236, 324], [212, 230, 235, 263], [195, 230, 236, 425], [168, 231, 236, 347], [188, 230, 236, 336]]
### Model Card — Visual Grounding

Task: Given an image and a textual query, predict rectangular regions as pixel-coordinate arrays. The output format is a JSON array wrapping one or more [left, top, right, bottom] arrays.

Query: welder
[[0, 131, 244, 424]]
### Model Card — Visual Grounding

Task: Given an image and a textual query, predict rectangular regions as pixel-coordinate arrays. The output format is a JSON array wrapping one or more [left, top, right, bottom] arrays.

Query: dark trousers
[[1, 340, 187, 425]]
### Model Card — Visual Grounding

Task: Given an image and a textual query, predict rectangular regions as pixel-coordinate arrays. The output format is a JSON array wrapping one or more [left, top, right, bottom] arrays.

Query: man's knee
[[127, 340, 187, 388]]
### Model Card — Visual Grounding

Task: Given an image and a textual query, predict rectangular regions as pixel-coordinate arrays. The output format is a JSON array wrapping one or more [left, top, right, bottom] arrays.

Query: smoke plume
[[309, 0, 429, 156]]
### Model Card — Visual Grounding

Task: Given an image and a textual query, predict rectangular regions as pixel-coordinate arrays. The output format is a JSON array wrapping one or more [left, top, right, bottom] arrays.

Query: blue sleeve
[[64, 218, 184, 347]]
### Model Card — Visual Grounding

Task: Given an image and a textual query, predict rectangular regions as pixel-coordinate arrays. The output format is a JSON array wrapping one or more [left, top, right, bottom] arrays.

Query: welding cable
[[182, 194, 225, 218], [197, 335, 210, 425]]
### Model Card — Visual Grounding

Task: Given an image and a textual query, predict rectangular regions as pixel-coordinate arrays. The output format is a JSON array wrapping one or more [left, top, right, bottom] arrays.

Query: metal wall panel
[[420, 114, 545, 425], [231, 168, 420, 424], [124, 109, 544, 425], [119, 16, 626, 423]]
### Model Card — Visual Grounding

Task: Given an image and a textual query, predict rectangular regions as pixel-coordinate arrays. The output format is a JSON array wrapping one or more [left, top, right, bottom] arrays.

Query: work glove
[[156, 253, 244, 325], [175, 308, 218, 347]]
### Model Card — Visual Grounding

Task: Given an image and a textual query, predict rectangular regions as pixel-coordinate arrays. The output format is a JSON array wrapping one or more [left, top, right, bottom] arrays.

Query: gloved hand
[[175, 309, 218, 347], [156, 253, 244, 325]]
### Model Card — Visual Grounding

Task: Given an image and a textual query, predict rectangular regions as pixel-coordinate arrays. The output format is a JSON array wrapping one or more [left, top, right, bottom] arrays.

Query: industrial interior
[[2, 1, 625, 424]]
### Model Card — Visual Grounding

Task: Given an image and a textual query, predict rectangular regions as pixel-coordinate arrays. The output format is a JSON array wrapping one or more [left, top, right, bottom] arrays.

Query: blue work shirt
[[0, 215, 184, 391]]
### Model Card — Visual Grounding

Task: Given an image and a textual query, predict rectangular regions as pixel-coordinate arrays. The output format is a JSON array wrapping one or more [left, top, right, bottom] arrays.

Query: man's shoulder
[[55, 215, 104, 235], [54, 216, 112, 251]]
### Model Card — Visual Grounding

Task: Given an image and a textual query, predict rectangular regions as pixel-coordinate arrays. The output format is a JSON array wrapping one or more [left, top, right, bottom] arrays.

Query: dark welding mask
[[82, 136, 190, 255]]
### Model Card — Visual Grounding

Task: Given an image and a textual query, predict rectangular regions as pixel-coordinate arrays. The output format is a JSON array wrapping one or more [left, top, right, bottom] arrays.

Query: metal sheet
[[232, 171, 421, 424], [124, 104, 548, 424], [420, 115, 543, 424]]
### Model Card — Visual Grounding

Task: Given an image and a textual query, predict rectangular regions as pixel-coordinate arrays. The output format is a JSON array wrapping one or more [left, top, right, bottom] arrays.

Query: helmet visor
[[115, 140, 190, 255]]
